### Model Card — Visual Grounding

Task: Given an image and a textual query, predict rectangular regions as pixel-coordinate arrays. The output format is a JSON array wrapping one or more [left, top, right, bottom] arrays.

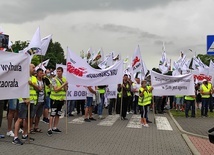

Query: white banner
[[66, 48, 123, 86], [151, 70, 195, 96], [67, 85, 87, 100], [0, 51, 30, 99], [106, 84, 117, 99]]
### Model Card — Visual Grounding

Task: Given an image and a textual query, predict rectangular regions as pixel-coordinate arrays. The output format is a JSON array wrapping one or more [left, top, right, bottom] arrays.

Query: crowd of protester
[[0, 66, 214, 145]]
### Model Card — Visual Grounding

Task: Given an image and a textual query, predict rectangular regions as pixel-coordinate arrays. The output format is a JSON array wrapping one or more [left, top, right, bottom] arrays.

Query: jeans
[[201, 98, 210, 116], [67, 100, 75, 114], [98, 94, 105, 116], [185, 100, 195, 117]]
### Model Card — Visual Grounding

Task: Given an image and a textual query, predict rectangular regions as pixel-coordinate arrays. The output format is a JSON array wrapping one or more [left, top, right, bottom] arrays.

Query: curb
[[169, 111, 208, 155], [169, 111, 208, 139], [182, 134, 200, 155]]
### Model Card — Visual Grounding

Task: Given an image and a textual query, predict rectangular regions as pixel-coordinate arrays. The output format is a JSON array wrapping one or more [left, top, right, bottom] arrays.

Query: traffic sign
[[207, 35, 214, 55]]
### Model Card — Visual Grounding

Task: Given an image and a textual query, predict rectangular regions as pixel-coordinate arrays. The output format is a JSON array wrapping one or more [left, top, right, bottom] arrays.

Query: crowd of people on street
[[0, 65, 214, 145]]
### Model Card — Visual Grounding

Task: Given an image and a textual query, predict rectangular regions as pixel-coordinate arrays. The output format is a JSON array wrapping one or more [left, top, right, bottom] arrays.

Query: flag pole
[[65, 91, 68, 134], [27, 102, 30, 143], [120, 85, 123, 120]]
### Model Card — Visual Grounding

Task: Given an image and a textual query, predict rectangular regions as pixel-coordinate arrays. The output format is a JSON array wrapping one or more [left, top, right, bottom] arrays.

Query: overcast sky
[[1, 0, 213, 69]]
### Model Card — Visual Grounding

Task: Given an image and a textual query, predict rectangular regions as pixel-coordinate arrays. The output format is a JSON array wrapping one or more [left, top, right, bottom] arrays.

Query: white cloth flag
[[35, 59, 49, 71], [132, 45, 143, 74], [151, 70, 195, 96], [0, 51, 30, 99], [98, 52, 114, 69], [66, 48, 123, 86], [35, 34, 52, 56], [28, 27, 41, 50]]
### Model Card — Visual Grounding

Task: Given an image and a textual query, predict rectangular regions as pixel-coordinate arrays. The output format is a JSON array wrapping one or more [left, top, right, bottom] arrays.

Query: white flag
[[28, 27, 41, 50], [132, 45, 143, 74], [35, 59, 50, 71], [35, 34, 52, 56]]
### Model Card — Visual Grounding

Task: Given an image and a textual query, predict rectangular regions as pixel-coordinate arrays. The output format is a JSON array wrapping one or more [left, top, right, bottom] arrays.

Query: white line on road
[[126, 115, 142, 129], [97, 115, 120, 126], [155, 116, 173, 131], [68, 117, 85, 124]]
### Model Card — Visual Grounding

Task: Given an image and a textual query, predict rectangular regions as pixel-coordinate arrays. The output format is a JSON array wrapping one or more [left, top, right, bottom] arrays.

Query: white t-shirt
[[132, 82, 141, 96], [86, 86, 95, 97], [38, 80, 45, 102]]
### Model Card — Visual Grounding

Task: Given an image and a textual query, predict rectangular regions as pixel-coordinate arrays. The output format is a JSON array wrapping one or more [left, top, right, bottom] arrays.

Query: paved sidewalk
[[174, 117, 213, 136], [0, 111, 191, 155], [171, 113, 214, 155]]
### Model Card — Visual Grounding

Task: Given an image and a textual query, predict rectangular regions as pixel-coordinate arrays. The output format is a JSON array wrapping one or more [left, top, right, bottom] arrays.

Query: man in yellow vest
[[185, 95, 196, 118], [200, 79, 212, 117], [13, 64, 39, 145], [47, 67, 68, 136]]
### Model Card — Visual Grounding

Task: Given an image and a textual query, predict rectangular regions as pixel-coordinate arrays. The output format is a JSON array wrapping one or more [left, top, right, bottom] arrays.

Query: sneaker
[[144, 124, 149, 127], [0, 134, 5, 138], [12, 138, 23, 145], [19, 128, 24, 133], [98, 115, 105, 119], [6, 131, 14, 137], [89, 117, 96, 121], [47, 130, 53, 136], [22, 135, 35, 141], [52, 128, 62, 133], [42, 118, 49, 124], [144, 124, 149, 128], [146, 120, 152, 123], [68, 113, 74, 117], [84, 118, 91, 122]]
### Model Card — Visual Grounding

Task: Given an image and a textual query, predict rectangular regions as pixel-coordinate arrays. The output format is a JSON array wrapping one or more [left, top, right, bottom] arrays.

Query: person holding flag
[[47, 67, 68, 136]]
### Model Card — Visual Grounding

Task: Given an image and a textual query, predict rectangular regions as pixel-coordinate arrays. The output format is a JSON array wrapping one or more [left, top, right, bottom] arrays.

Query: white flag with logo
[[0, 51, 30, 99], [132, 45, 143, 74], [151, 70, 194, 96], [66, 48, 123, 86], [35, 34, 52, 56]]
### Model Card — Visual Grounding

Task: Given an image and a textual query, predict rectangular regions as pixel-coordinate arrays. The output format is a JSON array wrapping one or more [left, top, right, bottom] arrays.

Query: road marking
[[155, 116, 173, 131], [68, 117, 85, 124], [97, 115, 120, 126], [126, 115, 142, 128]]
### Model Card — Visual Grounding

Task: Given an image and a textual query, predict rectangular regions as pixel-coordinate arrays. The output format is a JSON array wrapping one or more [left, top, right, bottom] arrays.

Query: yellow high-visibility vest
[[50, 77, 66, 101]]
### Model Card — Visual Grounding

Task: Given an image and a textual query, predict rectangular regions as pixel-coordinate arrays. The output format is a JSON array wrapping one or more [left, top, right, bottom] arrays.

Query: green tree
[[9, 40, 66, 69], [9, 40, 40, 65], [43, 40, 66, 69]]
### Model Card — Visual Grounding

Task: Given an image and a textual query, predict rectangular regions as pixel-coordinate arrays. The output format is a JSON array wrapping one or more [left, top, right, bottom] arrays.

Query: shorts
[[18, 103, 36, 119], [50, 99, 64, 116], [44, 96, 50, 109], [176, 97, 184, 105], [85, 97, 93, 107], [35, 102, 44, 117], [8, 99, 19, 110]]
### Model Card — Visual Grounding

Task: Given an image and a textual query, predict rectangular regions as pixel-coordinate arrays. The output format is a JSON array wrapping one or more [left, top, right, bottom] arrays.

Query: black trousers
[[116, 97, 121, 114], [0, 100, 5, 127], [154, 96, 163, 113], [76, 100, 85, 115], [121, 97, 128, 118], [108, 98, 116, 115]]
